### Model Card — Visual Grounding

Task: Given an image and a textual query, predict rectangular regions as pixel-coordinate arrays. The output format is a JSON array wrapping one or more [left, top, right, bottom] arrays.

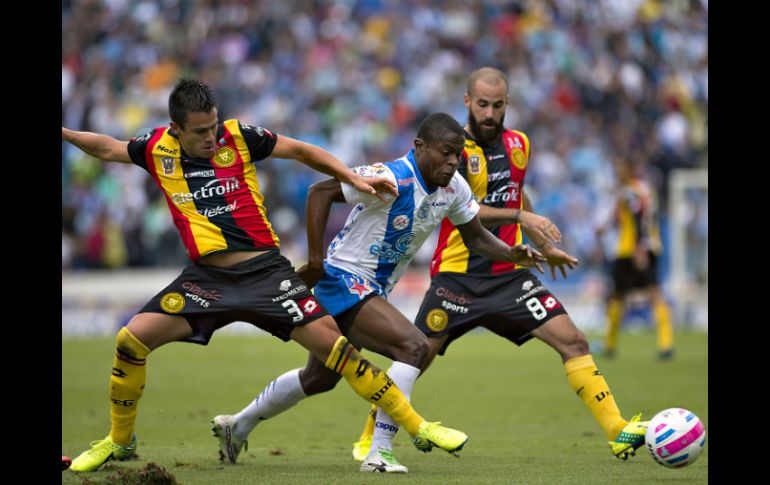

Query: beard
[[468, 111, 505, 145]]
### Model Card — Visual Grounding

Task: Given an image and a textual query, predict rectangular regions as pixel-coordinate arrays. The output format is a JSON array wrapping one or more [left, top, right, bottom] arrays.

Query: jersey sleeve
[[341, 163, 398, 207], [239, 121, 278, 161], [127, 129, 156, 170], [447, 174, 480, 226]]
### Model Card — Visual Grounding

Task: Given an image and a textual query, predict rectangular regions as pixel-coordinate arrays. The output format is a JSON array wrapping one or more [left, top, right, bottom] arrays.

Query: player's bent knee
[[391, 332, 429, 367], [298, 366, 341, 396], [116, 327, 150, 361]]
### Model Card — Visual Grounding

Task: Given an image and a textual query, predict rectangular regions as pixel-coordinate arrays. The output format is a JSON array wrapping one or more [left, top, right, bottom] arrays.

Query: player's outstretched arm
[[61, 127, 131, 163], [295, 178, 345, 288], [271, 136, 397, 202], [456, 216, 546, 273], [477, 205, 562, 244]]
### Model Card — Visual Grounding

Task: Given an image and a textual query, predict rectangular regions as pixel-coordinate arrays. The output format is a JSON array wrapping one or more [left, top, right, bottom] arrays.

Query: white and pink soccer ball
[[645, 408, 706, 468]]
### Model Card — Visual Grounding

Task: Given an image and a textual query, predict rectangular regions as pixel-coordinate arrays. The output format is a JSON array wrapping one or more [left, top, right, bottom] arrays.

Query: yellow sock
[[358, 405, 377, 442], [326, 336, 424, 435], [654, 300, 674, 351], [109, 327, 149, 445], [605, 299, 623, 352], [564, 354, 626, 440]]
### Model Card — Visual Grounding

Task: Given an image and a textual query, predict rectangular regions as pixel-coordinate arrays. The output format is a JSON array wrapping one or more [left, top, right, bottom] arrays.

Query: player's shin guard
[[564, 354, 626, 440], [653, 300, 673, 352], [110, 327, 149, 445], [325, 336, 424, 436], [605, 299, 623, 353]]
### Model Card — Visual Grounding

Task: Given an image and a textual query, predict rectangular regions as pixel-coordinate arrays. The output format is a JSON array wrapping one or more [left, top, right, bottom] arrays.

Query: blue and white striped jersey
[[327, 149, 479, 296]]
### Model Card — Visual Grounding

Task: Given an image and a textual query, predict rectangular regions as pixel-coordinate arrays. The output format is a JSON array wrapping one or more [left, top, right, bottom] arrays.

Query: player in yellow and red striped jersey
[[352, 68, 649, 467], [62, 78, 469, 472], [597, 156, 673, 360]]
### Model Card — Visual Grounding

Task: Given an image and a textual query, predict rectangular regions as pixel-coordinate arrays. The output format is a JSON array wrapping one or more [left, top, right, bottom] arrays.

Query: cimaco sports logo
[[172, 177, 241, 204]]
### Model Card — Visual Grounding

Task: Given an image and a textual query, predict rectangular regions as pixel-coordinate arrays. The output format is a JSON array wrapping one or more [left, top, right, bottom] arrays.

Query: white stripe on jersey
[[329, 149, 479, 295]]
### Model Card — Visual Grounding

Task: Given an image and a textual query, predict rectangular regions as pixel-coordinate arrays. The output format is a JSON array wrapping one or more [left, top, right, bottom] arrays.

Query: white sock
[[370, 361, 421, 452], [233, 368, 306, 439]]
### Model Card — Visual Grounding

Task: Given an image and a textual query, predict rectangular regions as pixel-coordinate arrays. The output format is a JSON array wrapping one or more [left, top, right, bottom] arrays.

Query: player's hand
[[518, 211, 562, 245], [351, 175, 398, 203], [538, 242, 579, 280], [296, 262, 325, 288], [509, 243, 547, 274], [632, 246, 649, 270]]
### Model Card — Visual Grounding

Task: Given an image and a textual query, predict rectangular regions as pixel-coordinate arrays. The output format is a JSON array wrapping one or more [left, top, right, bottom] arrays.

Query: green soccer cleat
[[69, 433, 137, 472], [212, 415, 248, 464], [411, 422, 468, 455], [360, 447, 408, 473], [609, 413, 648, 460], [352, 436, 372, 462]]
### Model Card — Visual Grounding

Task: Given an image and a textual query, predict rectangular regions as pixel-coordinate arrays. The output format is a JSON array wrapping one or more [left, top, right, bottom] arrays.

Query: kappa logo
[[161, 157, 175, 175], [280, 280, 292, 292], [522, 281, 534, 291]]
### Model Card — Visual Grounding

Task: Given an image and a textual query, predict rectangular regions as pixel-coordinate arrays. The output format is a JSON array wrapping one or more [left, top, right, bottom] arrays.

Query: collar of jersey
[[405, 149, 435, 194]]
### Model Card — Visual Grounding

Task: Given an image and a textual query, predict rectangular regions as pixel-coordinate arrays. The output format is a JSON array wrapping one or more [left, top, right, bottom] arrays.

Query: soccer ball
[[645, 408, 706, 468]]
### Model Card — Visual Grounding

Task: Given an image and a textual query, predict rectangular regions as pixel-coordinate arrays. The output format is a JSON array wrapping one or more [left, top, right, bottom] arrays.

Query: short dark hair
[[466, 67, 509, 96], [168, 78, 217, 128], [416, 113, 464, 143]]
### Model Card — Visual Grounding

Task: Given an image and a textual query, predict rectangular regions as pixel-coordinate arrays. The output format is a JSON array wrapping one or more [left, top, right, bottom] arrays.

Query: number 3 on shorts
[[282, 299, 304, 322], [525, 297, 548, 320]]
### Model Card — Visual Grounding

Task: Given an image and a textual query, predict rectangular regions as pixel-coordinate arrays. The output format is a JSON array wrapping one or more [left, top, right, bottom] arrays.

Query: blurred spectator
[[62, 0, 707, 279]]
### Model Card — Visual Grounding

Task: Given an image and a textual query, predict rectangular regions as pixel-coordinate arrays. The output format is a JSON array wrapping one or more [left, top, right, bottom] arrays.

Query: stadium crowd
[[62, 0, 707, 280]]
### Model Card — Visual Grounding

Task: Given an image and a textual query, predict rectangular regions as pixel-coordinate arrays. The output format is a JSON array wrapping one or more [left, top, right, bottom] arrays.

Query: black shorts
[[139, 250, 328, 345], [612, 252, 660, 294], [415, 269, 568, 356]]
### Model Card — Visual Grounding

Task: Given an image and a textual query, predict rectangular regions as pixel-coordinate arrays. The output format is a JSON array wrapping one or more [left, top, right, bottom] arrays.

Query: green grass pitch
[[62, 330, 707, 484]]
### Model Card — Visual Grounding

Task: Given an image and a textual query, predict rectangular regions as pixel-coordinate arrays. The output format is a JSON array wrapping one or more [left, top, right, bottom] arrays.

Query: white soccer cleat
[[212, 414, 248, 464], [359, 447, 408, 473]]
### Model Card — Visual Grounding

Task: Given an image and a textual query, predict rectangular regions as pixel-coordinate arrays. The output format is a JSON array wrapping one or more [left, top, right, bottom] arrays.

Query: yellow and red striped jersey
[[127, 119, 280, 261], [615, 177, 662, 258], [430, 128, 530, 277]]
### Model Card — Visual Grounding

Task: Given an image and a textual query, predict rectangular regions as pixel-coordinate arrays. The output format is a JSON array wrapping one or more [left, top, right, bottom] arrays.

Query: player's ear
[[414, 137, 424, 152]]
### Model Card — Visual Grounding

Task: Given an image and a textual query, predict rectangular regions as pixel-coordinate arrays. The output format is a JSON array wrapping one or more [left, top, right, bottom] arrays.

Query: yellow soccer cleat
[[412, 422, 468, 455], [352, 436, 372, 462], [69, 434, 137, 472], [609, 413, 648, 460]]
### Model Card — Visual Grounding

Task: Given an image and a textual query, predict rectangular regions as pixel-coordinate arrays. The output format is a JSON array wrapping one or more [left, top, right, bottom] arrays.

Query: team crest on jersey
[[425, 309, 448, 332], [512, 149, 527, 169], [392, 214, 410, 230], [344, 275, 375, 298], [161, 157, 175, 175], [160, 292, 185, 313], [214, 146, 236, 168], [469, 154, 481, 174]]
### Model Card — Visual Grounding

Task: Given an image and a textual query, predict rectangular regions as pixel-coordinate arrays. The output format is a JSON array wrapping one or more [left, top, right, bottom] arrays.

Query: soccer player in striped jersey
[[348, 67, 650, 466], [596, 156, 674, 359], [62, 78, 469, 472], [211, 112, 550, 472]]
